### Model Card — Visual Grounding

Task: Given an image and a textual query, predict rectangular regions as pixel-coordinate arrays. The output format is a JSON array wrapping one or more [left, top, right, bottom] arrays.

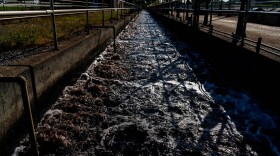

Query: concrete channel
[[8, 10, 280, 155], [0, 11, 138, 155]]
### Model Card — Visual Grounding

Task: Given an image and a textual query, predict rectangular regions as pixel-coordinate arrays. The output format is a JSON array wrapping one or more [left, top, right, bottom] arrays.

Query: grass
[[0, 5, 41, 11], [0, 10, 123, 52]]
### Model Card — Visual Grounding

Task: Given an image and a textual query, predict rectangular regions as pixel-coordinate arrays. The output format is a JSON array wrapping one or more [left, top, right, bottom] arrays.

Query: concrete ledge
[[0, 12, 138, 152]]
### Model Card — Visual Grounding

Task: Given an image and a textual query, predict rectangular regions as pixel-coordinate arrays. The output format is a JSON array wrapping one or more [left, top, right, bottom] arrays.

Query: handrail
[[119, 0, 140, 7], [150, 5, 280, 59], [0, 7, 138, 50], [150, 5, 280, 16], [0, 75, 39, 156], [92, 26, 116, 53], [199, 22, 280, 57], [0, 8, 134, 16], [0, 8, 130, 21], [208, 25, 280, 57], [5, 65, 38, 108]]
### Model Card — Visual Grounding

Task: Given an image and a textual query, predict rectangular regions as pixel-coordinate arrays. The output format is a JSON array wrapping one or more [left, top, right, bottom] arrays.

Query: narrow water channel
[[14, 10, 280, 156]]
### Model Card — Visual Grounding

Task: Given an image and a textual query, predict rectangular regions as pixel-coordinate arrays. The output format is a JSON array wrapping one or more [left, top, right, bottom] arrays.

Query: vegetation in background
[[0, 10, 120, 52], [0, 5, 41, 11]]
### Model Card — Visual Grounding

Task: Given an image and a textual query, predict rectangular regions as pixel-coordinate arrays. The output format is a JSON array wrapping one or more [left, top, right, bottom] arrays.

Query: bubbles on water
[[13, 10, 280, 156]]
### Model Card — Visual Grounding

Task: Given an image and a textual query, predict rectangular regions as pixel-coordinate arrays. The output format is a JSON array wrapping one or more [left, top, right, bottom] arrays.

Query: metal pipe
[[0, 9, 121, 21], [0, 76, 39, 156], [183, 0, 185, 20], [5, 65, 38, 113], [119, 0, 139, 7], [102, 0, 105, 26], [51, 12, 58, 50], [0, 10, 50, 16], [50, 0, 58, 50], [86, 0, 90, 34], [242, 0, 250, 38], [210, 0, 213, 25], [121, 1, 123, 17], [92, 26, 116, 53], [256, 37, 262, 54], [110, 9, 113, 22], [0, 8, 136, 16], [146, 6, 280, 16], [209, 25, 213, 35], [117, 8, 119, 20]]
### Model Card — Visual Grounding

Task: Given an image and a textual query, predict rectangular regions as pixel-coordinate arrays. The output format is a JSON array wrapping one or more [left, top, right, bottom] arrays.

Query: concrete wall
[[0, 12, 136, 153], [248, 14, 280, 26]]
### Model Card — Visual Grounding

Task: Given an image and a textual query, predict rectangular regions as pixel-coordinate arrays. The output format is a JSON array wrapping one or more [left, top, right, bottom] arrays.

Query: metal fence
[[0, 0, 140, 52], [0, 0, 139, 10], [199, 24, 280, 57], [147, 1, 280, 59]]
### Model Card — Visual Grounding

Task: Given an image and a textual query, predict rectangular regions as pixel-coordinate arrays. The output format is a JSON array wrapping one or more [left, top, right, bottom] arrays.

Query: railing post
[[0, 76, 39, 156], [92, 26, 116, 53], [86, 0, 90, 34], [176, 1, 179, 19], [183, 0, 186, 20], [209, 25, 213, 35], [110, 9, 113, 22], [5, 65, 38, 115], [121, 3, 123, 17], [235, 0, 247, 38], [192, 0, 200, 29], [122, 1, 124, 16], [171, 4, 173, 17], [241, 37, 245, 47], [190, 14, 193, 27], [256, 37, 262, 54], [19, 76, 39, 156], [113, 26, 116, 53], [102, 0, 105, 26], [50, 0, 58, 50], [210, 0, 213, 25], [186, 0, 190, 20], [116, 7, 119, 20]]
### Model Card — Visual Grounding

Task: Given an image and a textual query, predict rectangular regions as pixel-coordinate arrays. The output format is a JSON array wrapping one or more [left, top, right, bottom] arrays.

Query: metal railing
[[0, 0, 141, 10], [198, 22, 280, 57], [148, 3, 280, 59], [0, 0, 140, 53], [0, 7, 139, 51], [150, 7, 280, 17], [0, 75, 39, 156]]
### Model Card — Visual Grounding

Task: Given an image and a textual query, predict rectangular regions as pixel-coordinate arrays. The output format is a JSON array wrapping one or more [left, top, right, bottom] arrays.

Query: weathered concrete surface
[[0, 12, 137, 152]]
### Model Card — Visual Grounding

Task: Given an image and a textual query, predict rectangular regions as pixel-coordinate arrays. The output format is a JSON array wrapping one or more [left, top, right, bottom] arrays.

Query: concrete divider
[[0, 12, 137, 153]]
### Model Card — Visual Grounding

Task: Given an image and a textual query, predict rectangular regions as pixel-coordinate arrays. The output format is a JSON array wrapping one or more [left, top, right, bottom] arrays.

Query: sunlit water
[[14, 10, 280, 156]]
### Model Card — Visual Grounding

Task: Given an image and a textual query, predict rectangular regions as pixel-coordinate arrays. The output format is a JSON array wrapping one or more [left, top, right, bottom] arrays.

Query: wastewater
[[13, 10, 280, 156]]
